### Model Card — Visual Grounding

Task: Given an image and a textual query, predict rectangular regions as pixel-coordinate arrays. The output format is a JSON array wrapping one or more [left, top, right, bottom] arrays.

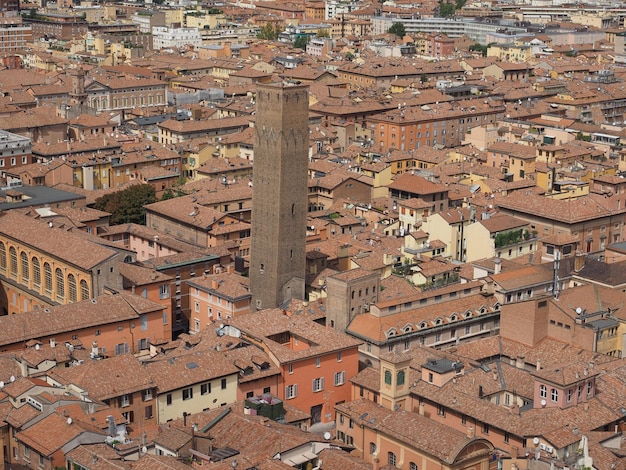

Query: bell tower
[[250, 83, 309, 310]]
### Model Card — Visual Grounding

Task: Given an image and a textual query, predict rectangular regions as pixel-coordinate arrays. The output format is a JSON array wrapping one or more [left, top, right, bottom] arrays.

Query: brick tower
[[250, 83, 309, 310]]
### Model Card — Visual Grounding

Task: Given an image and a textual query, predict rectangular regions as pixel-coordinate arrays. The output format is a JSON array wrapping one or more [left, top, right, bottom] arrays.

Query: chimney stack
[[574, 251, 586, 272], [494, 258, 502, 275], [467, 426, 475, 439]]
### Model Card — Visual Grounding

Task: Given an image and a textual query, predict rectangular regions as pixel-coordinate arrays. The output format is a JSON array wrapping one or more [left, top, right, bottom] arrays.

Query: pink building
[[532, 362, 597, 409], [188, 272, 251, 333]]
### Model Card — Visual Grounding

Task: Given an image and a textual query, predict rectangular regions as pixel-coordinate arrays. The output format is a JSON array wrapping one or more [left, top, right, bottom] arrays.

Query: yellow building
[[146, 350, 240, 424], [487, 43, 533, 62], [0, 211, 130, 315]]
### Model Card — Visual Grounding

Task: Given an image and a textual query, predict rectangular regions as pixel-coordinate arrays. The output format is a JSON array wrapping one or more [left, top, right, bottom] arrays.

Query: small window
[[182, 387, 193, 401]]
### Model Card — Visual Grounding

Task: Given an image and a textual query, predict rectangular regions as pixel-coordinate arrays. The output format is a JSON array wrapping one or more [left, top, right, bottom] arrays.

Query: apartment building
[[463, 213, 535, 263], [0, 291, 169, 355], [368, 98, 505, 150], [145, 195, 251, 251], [0, 13, 32, 55], [222, 309, 361, 424], [500, 284, 626, 357], [337, 59, 465, 90], [145, 349, 239, 423], [48, 354, 156, 429], [388, 173, 450, 215], [496, 191, 626, 254], [152, 26, 202, 50], [0, 129, 32, 174], [345, 280, 499, 368], [158, 116, 251, 146], [188, 271, 251, 333]]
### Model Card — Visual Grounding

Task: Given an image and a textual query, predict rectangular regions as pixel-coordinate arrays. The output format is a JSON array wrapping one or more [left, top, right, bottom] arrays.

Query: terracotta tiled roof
[[145, 349, 239, 393], [65, 443, 130, 470], [226, 309, 361, 364], [0, 292, 164, 348], [119, 263, 174, 286], [49, 354, 154, 400], [187, 272, 250, 301], [0, 210, 119, 270], [336, 399, 491, 463], [16, 412, 106, 457], [479, 214, 528, 234], [347, 292, 498, 342], [389, 173, 448, 195]]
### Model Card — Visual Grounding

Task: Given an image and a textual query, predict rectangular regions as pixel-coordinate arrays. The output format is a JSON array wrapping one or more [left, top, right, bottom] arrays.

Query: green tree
[[294, 35, 309, 50], [93, 184, 157, 225], [439, 2, 456, 16], [345, 51, 355, 60], [317, 28, 330, 38], [469, 43, 488, 56], [257, 22, 281, 40], [388, 22, 406, 38]]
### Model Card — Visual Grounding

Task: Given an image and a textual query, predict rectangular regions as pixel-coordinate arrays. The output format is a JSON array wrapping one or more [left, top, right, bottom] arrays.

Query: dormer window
[[465, 310, 472, 318]]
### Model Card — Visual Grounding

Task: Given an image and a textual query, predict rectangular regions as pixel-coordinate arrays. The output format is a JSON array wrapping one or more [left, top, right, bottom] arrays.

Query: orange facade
[[279, 347, 359, 424]]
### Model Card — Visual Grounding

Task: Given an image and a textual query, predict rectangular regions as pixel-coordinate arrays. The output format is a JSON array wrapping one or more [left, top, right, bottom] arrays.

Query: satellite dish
[[540, 399, 547, 407], [10, 376, 15, 383], [0, 381, 4, 388], [67, 417, 73, 425], [533, 437, 540, 445], [575, 307, 582, 315], [142, 446, 148, 454], [323, 431, 331, 440]]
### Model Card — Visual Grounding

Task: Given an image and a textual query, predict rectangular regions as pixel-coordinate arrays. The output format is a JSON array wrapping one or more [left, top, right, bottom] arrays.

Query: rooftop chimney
[[494, 258, 502, 275]]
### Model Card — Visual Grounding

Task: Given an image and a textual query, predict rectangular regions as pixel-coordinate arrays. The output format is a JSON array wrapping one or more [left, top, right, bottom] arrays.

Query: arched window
[[0, 242, 6, 271], [80, 279, 89, 301], [32, 257, 41, 287], [369, 442, 377, 454], [410, 463, 418, 470], [68, 274, 77, 303], [55, 268, 65, 300], [9, 246, 17, 278], [397, 370, 405, 386], [21, 252, 29, 282], [388, 452, 397, 466], [384, 370, 392, 385], [44, 263, 52, 292]]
